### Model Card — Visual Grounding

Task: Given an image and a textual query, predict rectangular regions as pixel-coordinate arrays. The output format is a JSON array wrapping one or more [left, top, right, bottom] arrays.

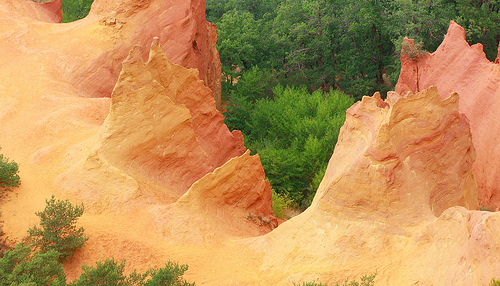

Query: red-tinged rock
[[58, 41, 246, 209], [72, 0, 222, 108], [395, 21, 500, 209], [0, 0, 221, 108], [153, 150, 275, 244], [1, 0, 62, 23]]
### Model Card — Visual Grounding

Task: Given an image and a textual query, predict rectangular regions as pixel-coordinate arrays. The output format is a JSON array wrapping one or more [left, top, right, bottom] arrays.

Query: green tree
[[28, 196, 88, 262], [216, 10, 277, 87], [70, 259, 129, 286], [272, 0, 338, 91], [0, 149, 20, 189], [453, 0, 500, 61], [0, 243, 66, 286]]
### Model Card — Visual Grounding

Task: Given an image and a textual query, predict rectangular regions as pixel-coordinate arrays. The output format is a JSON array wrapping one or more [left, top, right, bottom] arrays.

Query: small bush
[[28, 196, 88, 262], [70, 258, 195, 286], [401, 41, 427, 61], [0, 149, 20, 189], [271, 190, 293, 219], [0, 243, 66, 286], [70, 258, 128, 286], [295, 273, 376, 286]]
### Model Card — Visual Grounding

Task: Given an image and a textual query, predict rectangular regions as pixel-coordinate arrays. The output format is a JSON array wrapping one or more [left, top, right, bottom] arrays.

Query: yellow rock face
[[1, 2, 500, 286], [246, 88, 497, 286], [314, 87, 477, 220]]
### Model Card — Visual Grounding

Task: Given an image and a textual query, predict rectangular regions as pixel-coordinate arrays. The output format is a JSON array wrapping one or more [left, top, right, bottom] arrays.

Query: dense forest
[[209, 0, 500, 100], [56, 0, 500, 210]]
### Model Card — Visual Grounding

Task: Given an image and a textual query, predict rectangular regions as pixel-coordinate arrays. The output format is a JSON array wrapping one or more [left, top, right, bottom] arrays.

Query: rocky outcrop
[[1, 0, 62, 23], [3, 2, 500, 285], [70, 0, 222, 108], [247, 87, 498, 286], [0, 0, 221, 108], [396, 21, 500, 209], [57, 40, 248, 211], [153, 150, 275, 244], [314, 86, 478, 219]]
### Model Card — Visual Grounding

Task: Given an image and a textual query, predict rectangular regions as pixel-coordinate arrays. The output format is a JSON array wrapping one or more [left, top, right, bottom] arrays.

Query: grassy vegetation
[[294, 273, 376, 286]]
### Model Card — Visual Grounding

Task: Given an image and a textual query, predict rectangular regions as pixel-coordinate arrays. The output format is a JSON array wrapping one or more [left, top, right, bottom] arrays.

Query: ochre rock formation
[[0, 0, 221, 107], [2, 0, 62, 23], [396, 21, 500, 209], [75, 0, 222, 107], [2, 1, 500, 286], [0, 0, 272, 282], [246, 88, 497, 286], [57, 39, 247, 211], [314, 87, 478, 219]]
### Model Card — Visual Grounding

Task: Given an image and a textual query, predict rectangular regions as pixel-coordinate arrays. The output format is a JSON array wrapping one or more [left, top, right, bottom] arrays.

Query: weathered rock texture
[[247, 88, 497, 286], [0, 0, 221, 107], [2, 2, 500, 286], [56, 39, 251, 214], [314, 87, 478, 219], [396, 21, 500, 209], [71, 0, 222, 107], [0, 0, 271, 282]]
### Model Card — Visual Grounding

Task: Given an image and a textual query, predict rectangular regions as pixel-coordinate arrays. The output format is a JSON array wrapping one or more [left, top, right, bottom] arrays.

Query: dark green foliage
[[70, 258, 194, 286], [211, 0, 500, 99], [70, 259, 128, 286], [227, 84, 354, 208], [61, 0, 94, 22], [0, 243, 66, 286], [453, 0, 500, 61], [0, 149, 20, 189], [28, 196, 88, 262], [140, 261, 194, 286]]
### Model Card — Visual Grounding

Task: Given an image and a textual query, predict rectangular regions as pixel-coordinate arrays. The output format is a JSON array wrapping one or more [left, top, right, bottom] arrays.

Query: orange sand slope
[[1, 1, 500, 285]]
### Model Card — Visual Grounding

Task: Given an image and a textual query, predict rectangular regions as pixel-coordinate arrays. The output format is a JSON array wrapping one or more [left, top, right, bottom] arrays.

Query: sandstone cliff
[[1, 1, 500, 286], [241, 87, 499, 286], [396, 21, 500, 210]]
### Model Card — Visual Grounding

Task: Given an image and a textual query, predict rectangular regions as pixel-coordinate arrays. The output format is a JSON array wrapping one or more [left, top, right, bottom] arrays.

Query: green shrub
[[271, 190, 293, 219], [489, 278, 500, 286], [28, 196, 88, 262], [70, 258, 195, 286], [0, 149, 20, 189], [61, 0, 94, 23], [70, 258, 128, 286], [0, 243, 66, 286]]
